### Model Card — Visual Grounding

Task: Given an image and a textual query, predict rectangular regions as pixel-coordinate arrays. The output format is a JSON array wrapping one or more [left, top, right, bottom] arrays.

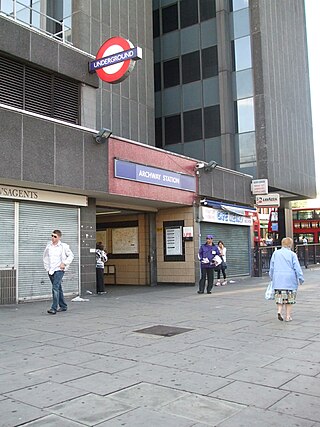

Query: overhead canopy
[[200, 199, 256, 217]]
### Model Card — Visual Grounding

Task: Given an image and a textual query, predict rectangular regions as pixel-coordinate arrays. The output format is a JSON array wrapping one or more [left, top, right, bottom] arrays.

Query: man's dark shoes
[[207, 291, 212, 294], [57, 308, 67, 312], [47, 308, 56, 314], [197, 291, 204, 294], [277, 313, 283, 321]]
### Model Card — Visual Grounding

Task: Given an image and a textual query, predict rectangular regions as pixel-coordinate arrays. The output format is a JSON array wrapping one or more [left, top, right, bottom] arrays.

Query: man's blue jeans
[[49, 271, 67, 311]]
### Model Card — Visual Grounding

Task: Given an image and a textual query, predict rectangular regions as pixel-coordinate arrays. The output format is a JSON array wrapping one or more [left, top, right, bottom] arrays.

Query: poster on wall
[[165, 226, 183, 256], [96, 231, 107, 249], [112, 227, 138, 254]]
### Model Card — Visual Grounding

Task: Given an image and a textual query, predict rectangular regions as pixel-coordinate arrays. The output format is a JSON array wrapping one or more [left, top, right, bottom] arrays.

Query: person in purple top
[[197, 235, 221, 294]]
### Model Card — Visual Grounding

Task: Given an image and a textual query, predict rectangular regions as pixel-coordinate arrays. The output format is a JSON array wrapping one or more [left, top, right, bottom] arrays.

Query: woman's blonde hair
[[281, 237, 293, 249]]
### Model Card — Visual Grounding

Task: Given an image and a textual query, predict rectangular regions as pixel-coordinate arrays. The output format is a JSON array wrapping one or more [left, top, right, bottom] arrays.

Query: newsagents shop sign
[[89, 36, 142, 83]]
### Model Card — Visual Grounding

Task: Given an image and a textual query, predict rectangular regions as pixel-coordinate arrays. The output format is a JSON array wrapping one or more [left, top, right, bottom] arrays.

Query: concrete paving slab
[[43, 336, 96, 349], [226, 366, 297, 388], [0, 353, 59, 374], [103, 382, 188, 408], [263, 357, 320, 377], [16, 343, 70, 357], [96, 407, 195, 426], [209, 380, 289, 409], [22, 414, 84, 426], [216, 406, 315, 427], [159, 393, 244, 426], [119, 363, 233, 395], [270, 392, 320, 423], [45, 349, 100, 365], [65, 372, 140, 396], [49, 393, 135, 425], [81, 354, 138, 374], [0, 398, 47, 427], [27, 363, 97, 384], [0, 372, 47, 394], [281, 375, 320, 397], [78, 341, 128, 356], [5, 382, 87, 409]]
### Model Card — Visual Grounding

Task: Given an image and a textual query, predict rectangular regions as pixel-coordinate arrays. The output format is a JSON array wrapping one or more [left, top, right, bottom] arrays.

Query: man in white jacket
[[43, 229, 74, 314]]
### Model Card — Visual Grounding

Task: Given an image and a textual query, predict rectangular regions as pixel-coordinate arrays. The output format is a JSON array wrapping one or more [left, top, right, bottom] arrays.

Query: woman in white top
[[216, 240, 227, 286]]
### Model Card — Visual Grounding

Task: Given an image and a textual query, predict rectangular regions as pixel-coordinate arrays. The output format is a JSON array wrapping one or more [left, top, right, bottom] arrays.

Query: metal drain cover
[[134, 325, 193, 337]]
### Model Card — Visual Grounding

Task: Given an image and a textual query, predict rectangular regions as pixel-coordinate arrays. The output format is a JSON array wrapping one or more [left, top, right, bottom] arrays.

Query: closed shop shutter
[[18, 202, 79, 300], [200, 223, 250, 276], [0, 200, 15, 267]]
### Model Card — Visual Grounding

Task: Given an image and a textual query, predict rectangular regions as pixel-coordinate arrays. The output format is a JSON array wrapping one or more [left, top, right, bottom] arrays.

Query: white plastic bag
[[265, 282, 275, 300]]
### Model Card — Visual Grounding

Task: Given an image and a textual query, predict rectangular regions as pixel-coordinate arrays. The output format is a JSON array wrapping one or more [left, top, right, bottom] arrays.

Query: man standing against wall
[[43, 230, 74, 314], [197, 235, 220, 294]]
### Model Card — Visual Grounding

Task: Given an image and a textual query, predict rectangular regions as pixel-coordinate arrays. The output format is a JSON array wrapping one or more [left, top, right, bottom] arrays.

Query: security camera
[[204, 160, 217, 171], [195, 162, 205, 170]]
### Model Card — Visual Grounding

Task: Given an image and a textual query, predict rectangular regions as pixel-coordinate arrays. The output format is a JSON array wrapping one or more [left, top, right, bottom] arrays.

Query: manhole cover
[[134, 325, 193, 337]]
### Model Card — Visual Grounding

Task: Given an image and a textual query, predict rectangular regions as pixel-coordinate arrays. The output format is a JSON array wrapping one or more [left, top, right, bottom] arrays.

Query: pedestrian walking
[[43, 229, 74, 314], [96, 242, 108, 294], [197, 235, 221, 294], [216, 240, 227, 286], [269, 237, 304, 322]]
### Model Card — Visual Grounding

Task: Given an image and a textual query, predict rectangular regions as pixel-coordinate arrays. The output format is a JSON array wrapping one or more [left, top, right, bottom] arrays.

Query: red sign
[[91, 37, 142, 84]]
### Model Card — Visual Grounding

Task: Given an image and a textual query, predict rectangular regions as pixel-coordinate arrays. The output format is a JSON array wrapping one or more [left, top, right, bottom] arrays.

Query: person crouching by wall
[[269, 237, 304, 322], [198, 235, 221, 294], [96, 242, 108, 294]]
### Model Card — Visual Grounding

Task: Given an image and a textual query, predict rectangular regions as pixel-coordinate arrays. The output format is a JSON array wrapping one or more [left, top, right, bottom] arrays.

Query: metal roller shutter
[[18, 202, 79, 300], [200, 223, 250, 276], [0, 200, 15, 267]]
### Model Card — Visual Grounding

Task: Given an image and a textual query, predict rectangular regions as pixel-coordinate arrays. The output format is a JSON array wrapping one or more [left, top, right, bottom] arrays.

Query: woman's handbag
[[265, 282, 275, 300], [221, 261, 227, 270]]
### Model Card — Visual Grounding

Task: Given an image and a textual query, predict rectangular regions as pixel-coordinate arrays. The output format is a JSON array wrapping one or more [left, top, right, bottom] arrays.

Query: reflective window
[[234, 69, 253, 99], [234, 36, 252, 71], [182, 51, 200, 84], [184, 109, 202, 142], [232, 8, 250, 39], [231, 0, 249, 11], [200, 0, 216, 21], [236, 98, 255, 133], [165, 114, 181, 144], [153, 9, 160, 38], [163, 58, 180, 88], [202, 46, 218, 79], [162, 4, 178, 34], [204, 105, 220, 138], [235, 132, 256, 164], [180, 0, 198, 28]]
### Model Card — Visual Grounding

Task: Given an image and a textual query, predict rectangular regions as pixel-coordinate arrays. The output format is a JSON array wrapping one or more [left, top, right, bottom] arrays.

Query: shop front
[[0, 185, 87, 304]]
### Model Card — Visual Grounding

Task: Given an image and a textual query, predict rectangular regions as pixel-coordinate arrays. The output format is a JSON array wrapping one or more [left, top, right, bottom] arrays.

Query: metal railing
[[252, 243, 320, 277], [0, 0, 72, 44]]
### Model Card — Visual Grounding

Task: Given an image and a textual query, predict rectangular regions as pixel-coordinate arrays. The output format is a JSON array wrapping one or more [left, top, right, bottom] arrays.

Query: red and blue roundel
[[89, 36, 142, 84]]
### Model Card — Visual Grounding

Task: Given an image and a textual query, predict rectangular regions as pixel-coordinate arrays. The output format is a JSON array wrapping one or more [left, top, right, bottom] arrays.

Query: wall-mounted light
[[94, 128, 112, 144]]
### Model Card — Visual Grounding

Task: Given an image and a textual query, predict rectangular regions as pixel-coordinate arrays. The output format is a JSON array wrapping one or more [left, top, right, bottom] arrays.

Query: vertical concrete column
[[216, 0, 235, 169], [80, 198, 97, 295]]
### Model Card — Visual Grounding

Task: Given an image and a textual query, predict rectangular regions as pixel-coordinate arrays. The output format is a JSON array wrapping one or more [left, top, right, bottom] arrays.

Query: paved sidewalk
[[1, 268, 320, 426]]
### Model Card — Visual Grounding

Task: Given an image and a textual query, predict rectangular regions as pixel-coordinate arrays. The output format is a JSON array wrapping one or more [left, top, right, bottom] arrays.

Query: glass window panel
[[183, 81, 202, 111], [165, 114, 181, 144], [163, 86, 181, 115], [165, 144, 183, 155], [180, 0, 198, 28], [235, 132, 256, 164], [184, 109, 202, 142], [200, 0, 216, 21], [184, 140, 205, 159], [202, 46, 218, 79], [154, 63, 161, 92], [181, 25, 200, 55], [237, 97, 255, 133], [182, 51, 200, 84], [232, 0, 249, 11], [162, 31, 180, 60], [203, 77, 219, 107], [200, 19, 217, 48], [234, 36, 252, 71], [153, 9, 160, 38], [162, 3, 178, 34], [204, 136, 222, 164], [233, 8, 250, 38], [155, 117, 162, 148], [163, 58, 180, 88], [234, 69, 253, 99], [204, 105, 220, 138]]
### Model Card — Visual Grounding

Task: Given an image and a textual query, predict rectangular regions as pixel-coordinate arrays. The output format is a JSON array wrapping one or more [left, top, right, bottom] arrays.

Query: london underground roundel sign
[[89, 36, 142, 84]]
